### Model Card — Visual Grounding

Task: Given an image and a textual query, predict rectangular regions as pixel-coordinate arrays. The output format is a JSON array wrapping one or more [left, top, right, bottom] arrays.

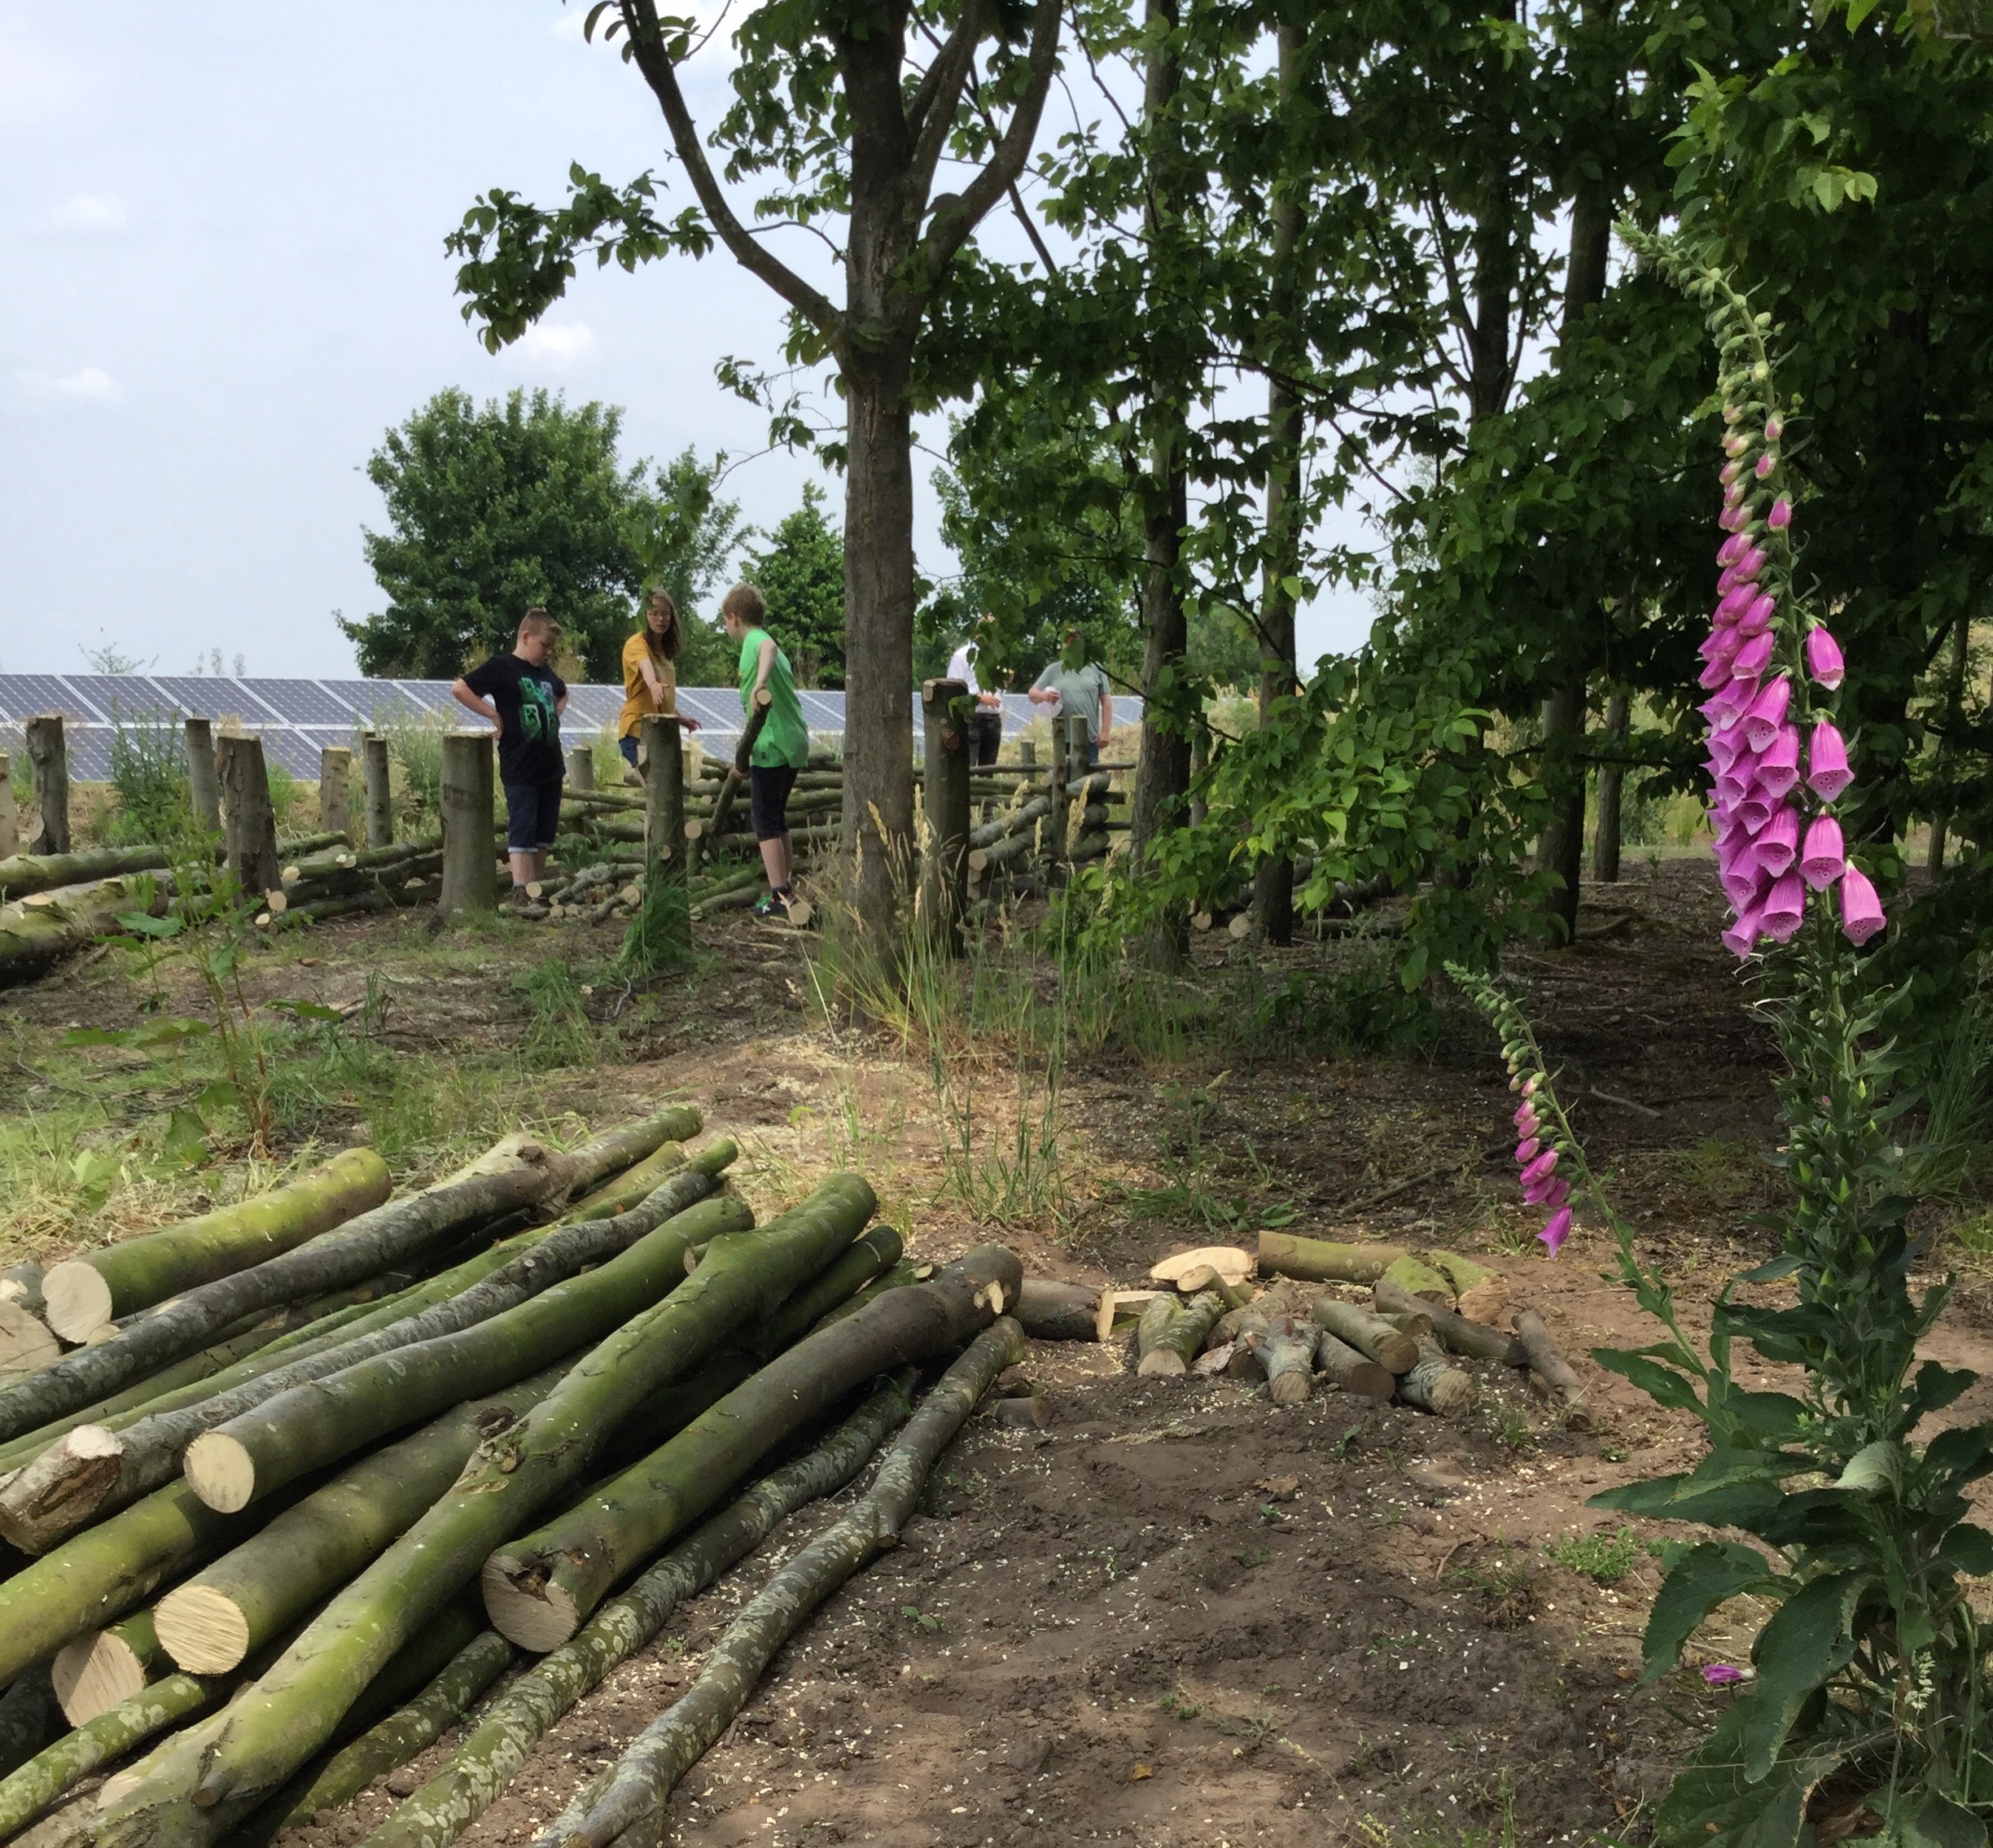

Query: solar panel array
[[0, 675, 1144, 782]]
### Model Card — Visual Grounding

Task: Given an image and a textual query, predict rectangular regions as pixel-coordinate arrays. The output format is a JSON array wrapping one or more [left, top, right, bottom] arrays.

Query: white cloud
[[510, 322, 594, 365], [46, 192, 129, 233], [14, 366, 123, 405]]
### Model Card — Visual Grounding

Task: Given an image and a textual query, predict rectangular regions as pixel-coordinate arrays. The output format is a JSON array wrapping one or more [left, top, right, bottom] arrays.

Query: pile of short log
[[0, 1110, 1067, 1848], [1042, 1228, 1587, 1421]]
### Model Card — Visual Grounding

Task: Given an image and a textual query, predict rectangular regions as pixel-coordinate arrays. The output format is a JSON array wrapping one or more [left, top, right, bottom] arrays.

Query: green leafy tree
[[343, 388, 656, 681], [742, 483, 845, 688], [634, 446, 747, 685]]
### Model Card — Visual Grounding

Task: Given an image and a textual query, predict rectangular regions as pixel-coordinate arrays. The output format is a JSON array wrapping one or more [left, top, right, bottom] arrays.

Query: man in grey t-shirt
[[1028, 628, 1114, 763]]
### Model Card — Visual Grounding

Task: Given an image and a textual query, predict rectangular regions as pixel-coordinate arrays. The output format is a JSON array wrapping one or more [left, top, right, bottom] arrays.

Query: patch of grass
[[515, 957, 612, 1071], [1673, 1136, 1760, 1204], [620, 865, 694, 977], [1545, 1526, 1641, 1585]]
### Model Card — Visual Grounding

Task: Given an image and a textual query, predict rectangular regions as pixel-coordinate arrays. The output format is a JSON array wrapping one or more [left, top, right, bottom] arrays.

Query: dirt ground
[[8, 856, 1991, 1847]]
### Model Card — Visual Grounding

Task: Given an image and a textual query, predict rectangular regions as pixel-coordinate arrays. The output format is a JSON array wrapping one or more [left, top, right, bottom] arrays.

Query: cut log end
[[480, 1552, 581, 1653], [0, 1423, 125, 1552], [1136, 1349, 1188, 1377], [50, 1628, 149, 1728], [154, 1585, 253, 1675], [39, 1263, 114, 1344], [182, 1431, 256, 1513], [0, 1301, 61, 1382], [1268, 1369, 1313, 1408]]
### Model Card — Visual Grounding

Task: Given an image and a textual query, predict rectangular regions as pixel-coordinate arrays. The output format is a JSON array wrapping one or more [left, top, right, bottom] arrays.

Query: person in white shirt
[[945, 620, 1005, 765]]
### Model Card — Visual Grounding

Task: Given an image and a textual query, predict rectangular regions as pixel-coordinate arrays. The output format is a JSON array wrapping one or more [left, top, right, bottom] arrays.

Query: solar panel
[[562, 685, 623, 729], [394, 681, 459, 715], [326, 680, 423, 723], [64, 733, 117, 782], [0, 675, 99, 724], [241, 679, 366, 725], [798, 692, 845, 730], [59, 675, 169, 723], [259, 730, 327, 779], [146, 677, 263, 724]]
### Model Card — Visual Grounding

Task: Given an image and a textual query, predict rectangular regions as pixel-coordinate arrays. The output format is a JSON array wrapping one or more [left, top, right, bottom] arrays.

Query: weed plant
[[102, 710, 193, 847]]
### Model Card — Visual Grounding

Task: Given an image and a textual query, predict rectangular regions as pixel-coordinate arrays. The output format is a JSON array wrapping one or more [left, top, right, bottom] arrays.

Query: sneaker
[[752, 891, 791, 919]]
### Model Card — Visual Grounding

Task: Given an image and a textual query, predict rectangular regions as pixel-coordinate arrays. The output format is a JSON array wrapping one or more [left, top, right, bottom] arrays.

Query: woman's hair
[[641, 589, 681, 662]]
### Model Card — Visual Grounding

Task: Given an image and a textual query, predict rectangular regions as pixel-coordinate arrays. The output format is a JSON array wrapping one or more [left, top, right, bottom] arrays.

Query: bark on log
[[182, 1183, 751, 1517], [361, 1382, 912, 1848], [1381, 1255, 1454, 1307], [1136, 1291, 1224, 1377], [1256, 1231, 1407, 1286], [1133, 1295, 1181, 1374], [182, 720, 221, 838], [0, 753, 18, 861], [0, 1303, 60, 1382], [122, 1176, 874, 1824], [0, 874, 159, 988], [0, 1134, 584, 1446], [484, 1244, 1020, 1650], [1513, 1309, 1589, 1422], [0, 1670, 64, 1779], [318, 748, 353, 843], [248, 1631, 513, 1839], [1013, 1280, 1097, 1342], [217, 735, 279, 896], [1430, 1254, 1509, 1325], [966, 795, 1049, 850], [1251, 1314, 1318, 1406], [753, 1225, 903, 1357], [0, 1670, 212, 1839], [362, 737, 393, 852], [1395, 1335, 1478, 1417], [1373, 1279, 1523, 1364], [439, 734, 498, 917], [548, 1321, 1024, 1848], [52, 1614, 159, 1728], [1310, 1298, 1418, 1374], [155, 1369, 566, 1674], [639, 715, 683, 883], [1311, 1330, 1395, 1402], [43, 1150, 393, 1342], [25, 717, 70, 857], [0, 846, 195, 904], [806, 1260, 918, 1336]]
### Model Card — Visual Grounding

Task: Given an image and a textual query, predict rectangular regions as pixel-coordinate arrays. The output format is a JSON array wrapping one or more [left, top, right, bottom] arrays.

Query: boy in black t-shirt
[[451, 608, 569, 904]]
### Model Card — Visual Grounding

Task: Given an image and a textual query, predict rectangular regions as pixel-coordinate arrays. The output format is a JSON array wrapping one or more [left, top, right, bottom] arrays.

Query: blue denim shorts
[[502, 777, 563, 852]]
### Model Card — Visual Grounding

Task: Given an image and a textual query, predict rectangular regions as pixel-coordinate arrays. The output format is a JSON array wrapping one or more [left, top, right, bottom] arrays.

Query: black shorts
[[749, 764, 798, 841], [618, 737, 641, 769], [502, 777, 563, 852]]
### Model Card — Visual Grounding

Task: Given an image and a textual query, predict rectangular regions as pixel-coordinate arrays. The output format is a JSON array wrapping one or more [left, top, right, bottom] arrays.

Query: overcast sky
[[0, 2, 1370, 684]]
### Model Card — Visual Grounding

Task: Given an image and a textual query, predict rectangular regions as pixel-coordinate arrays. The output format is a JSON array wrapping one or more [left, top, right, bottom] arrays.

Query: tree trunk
[[182, 1187, 752, 1518], [318, 748, 353, 843], [1591, 694, 1627, 883], [1513, 1308, 1589, 1422], [1237, 1308, 1314, 1405], [0, 1671, 214, 1840], [567, 745, 595, 792], [155, 1369, 567, 1675], [640, 715, 683, 882], [0, 1304, 59, 1381], [1014, 1280, 1099, 1342], [842, 351, 919, 954], [439, 734, 496, 917], [919, 680, 970, 956], [182, 720, 220, 837], [1535, 665, 1588, 944], [1395, 1335, 1478, 1416], [0, 1133, 585, 1445], [365, 1382, 912, 1848], [25, 716, 70, 858], [42, 1150, 392, 1344], [0, 753, 17, 861], [1310, 1330, 1395, 1401], [120, 1177, 876, 1824], [362, 735, 393, 852], [1135, 1290, 1222, 1377], [484, 1244, 1021, 1651], [0, 845, 201, 905], [1256, 1230, 1404, 1286], [1373, 1279, 1523, 1362], [0, 875, 163, 989], [554, 1321, 1024, 1848], [1130, 453, 1189, 948], [754, 1224, 902, 1357], [217, 734, 279, 899], [1310, 1298, 1417, 1374]]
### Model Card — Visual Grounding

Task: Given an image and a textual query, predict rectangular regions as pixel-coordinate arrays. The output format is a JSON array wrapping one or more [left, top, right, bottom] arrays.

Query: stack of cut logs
[[0, 1110, 1120, 1848], [1040, 1228, 1587, 1421]]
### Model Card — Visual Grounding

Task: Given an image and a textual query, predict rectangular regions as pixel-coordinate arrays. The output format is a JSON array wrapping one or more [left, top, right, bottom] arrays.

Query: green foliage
[[633, 445, 745, 683], [102, 712, 192, 847], [742, 482, 844, 688], [342, 387, 658, 682], [1544, 1527, 1640, 1586], [619, 863, 693, 976]]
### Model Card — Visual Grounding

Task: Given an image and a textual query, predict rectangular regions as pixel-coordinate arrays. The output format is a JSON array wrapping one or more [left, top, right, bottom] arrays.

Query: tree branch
[[917, 0, 1064, 278], [907, 0, 988, 164], [620, 0, 843, 340]]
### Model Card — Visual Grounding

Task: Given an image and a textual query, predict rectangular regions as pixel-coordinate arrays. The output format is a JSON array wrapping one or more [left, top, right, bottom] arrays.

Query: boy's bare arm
[[452, 677, 502, 738], [1100, 691, 1114, 738], [754, 637, 777, 697]]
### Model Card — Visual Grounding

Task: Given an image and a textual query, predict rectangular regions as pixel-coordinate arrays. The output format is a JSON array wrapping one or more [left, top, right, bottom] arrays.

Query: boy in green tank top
[[721, 583, 811, 917]]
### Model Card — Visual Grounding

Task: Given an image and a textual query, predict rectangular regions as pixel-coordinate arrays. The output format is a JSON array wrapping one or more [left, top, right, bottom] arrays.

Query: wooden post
[[1188, 725, 1207, 829], [1066, 712, 1092, 775], [24, 716, 69, 856], [568, 745, 595, 793], [0, 755, 15, 861], [1592, 694, 1627, 884], [1017, 740, 1036, 769], [318, 747, 353, 843], [1045, 713, 1069, 860], [439, 732, 497, 917], [920, 680, 970, 955], [184, 718, 220, 836], [362, 735, 393, 851], [216, 734, 280, 896], [641, 715, 683, 876]]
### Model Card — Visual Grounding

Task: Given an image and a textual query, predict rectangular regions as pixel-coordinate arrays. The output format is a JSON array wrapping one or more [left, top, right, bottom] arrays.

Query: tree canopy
[[742, 484, 845, 688]]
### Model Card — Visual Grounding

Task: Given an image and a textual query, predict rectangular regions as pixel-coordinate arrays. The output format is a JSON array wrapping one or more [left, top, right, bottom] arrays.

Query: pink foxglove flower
[[1722, 904, 1763, 959], [1738, 592, 1776, 635], [1742, 676, 1793, 752], [1754, 806, 1799, 878], [1515, 1137, 1541, 1165], [1736, 545, 1766, 580], [1541, 1177, 1570, 1212], [1764, 416, 1783, 442], [1805, 626, 1845, 690], [1807, 720, 1854, 802], [1800, 814, 1845, 890], [1761, 871, 1805, 942], [1513, 1101, 1537, 1132], [1754, 725, 1800, 799], [1768, 496, 1792, 531], [1721, 458, 1744, 485], [1754, 450, 1776, 480], [1717, 532, 1749, 568], [1724, 431, 1750, 457], [1539, 1206, 1572, 1255], [1703, 1665, 1746, 1688], [1730, 632, 1775, 681], [1733, 791, 1776, 835], [1840, 865, 1886, 946]]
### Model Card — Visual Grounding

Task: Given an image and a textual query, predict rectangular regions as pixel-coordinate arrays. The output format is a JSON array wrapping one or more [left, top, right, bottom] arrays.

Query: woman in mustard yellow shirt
[[618, 589, 700, 779]]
